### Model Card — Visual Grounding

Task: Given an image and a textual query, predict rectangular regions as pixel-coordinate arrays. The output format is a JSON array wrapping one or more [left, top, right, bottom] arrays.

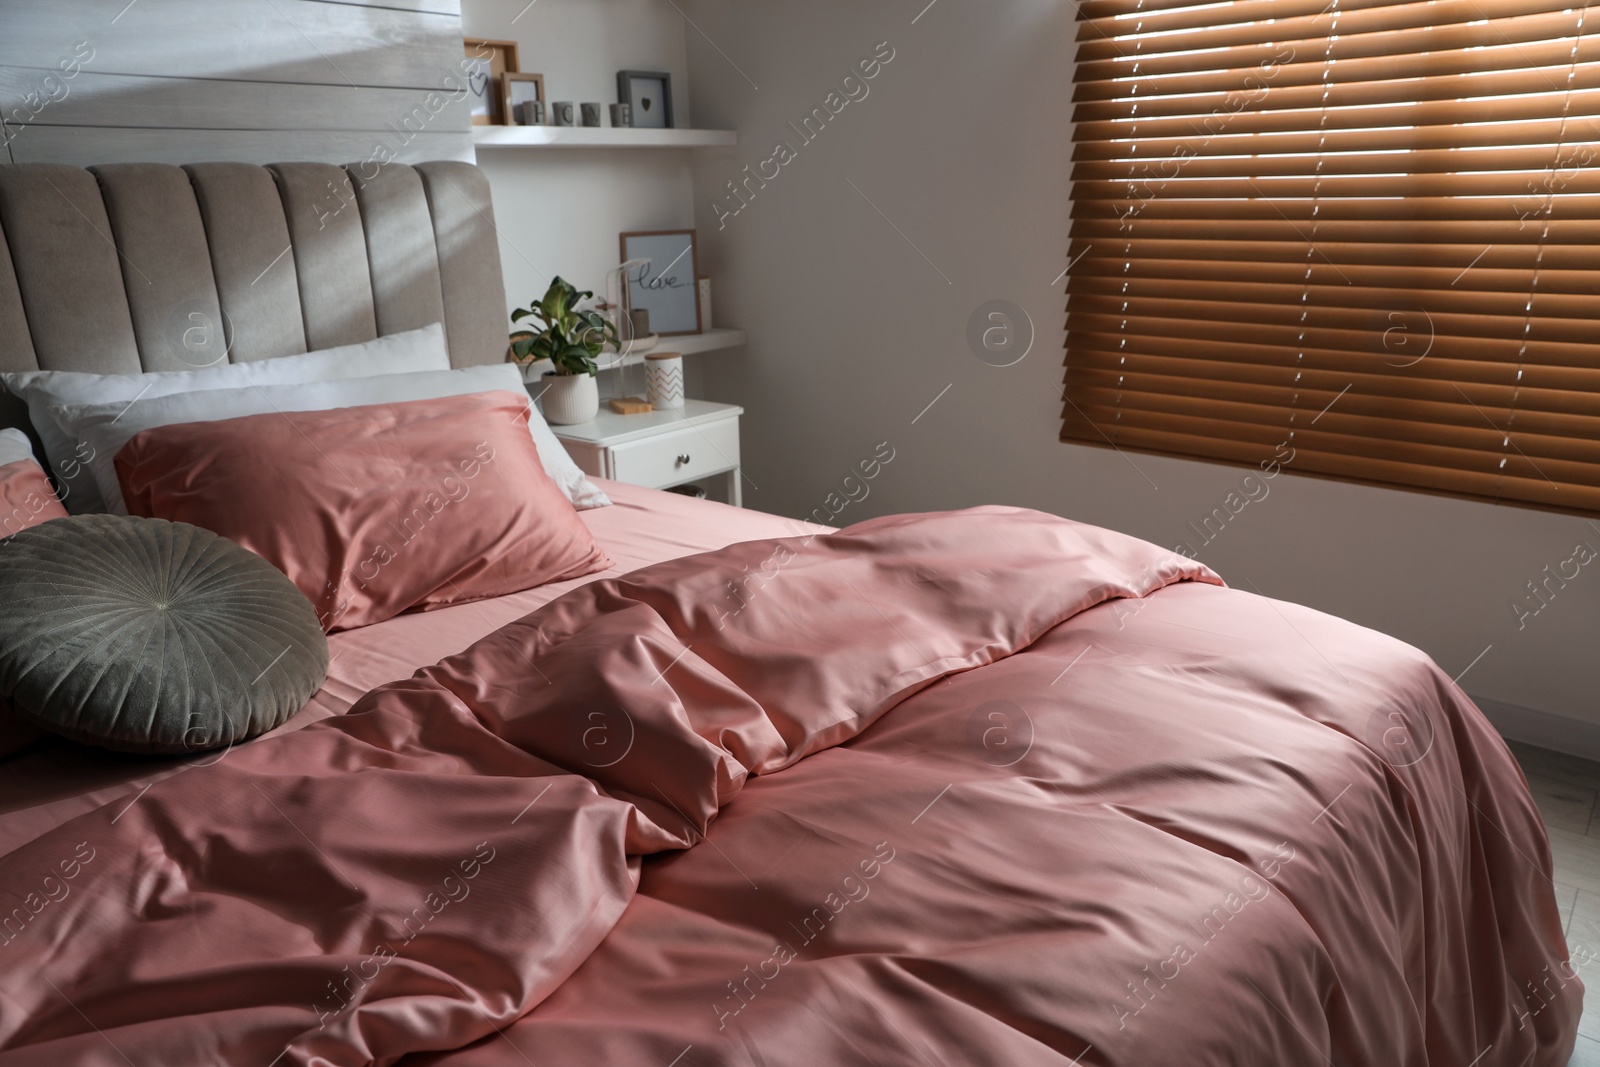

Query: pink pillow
[[0, 458, 64, 755], [115, 392, 611, 632], [0, 458, 68, 537]]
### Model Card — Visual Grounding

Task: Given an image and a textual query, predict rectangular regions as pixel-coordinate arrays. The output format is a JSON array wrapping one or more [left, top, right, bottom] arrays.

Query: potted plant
[[509, 276, 619, 425]]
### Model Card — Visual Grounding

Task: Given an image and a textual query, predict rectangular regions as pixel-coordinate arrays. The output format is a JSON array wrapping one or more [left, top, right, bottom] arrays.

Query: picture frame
[[620, 230, 702, 336], [616, 70, 673, 129], [463, 38, 520, 125], [502, 72, 546, 125]]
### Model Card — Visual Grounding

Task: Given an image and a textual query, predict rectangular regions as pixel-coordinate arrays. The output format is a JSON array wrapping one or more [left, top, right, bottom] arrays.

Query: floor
[[1507, 739, 1600, 1067]]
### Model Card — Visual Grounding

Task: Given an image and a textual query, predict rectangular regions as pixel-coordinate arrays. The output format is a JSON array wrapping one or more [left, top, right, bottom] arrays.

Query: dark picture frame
[[616, 70, 673, 129], [620, 229, 702, 336]]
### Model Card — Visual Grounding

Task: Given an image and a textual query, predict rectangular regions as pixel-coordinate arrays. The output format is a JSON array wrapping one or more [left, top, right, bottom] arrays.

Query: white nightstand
[[545, 399, 744, 507]]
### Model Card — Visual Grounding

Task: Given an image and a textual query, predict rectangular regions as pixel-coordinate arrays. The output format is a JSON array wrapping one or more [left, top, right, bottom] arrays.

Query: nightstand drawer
[[608, 418, 740, 489]]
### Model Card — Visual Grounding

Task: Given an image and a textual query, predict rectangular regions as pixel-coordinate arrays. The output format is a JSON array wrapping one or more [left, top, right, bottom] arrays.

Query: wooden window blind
[[1063, 0, 1600, 515]]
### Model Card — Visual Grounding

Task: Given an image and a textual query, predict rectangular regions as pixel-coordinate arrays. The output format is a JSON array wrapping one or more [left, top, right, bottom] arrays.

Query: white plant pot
[[645, 352, 685, 410], [541, 372, 599, 425]]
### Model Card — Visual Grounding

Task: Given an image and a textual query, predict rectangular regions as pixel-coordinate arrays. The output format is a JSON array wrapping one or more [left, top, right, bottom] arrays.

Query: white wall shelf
[[518, 328, 747, 377], [473, 126, 736, 149], [655, 329, 748, 356]]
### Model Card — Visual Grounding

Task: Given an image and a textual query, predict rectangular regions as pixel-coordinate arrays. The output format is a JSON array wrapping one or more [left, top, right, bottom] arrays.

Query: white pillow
[[56, 363, 610, 516], [2, 323, 451, 515], [0, 428, 40, 467]]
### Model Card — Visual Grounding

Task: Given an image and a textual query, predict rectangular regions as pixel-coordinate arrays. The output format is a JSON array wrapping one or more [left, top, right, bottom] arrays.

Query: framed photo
[[620, 230, 701, 336], [502, 72, 545, 125], [463, 38, 520, 125], [617, 70, 673, 129]]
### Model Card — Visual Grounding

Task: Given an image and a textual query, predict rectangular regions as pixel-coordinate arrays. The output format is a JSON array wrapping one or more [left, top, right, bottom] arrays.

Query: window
[[1063, 0, 1600, 515]]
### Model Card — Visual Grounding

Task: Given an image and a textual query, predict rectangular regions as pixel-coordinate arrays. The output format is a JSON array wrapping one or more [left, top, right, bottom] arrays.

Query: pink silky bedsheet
[[0, 507, 1578, 1066], [0, 482, 809, 856]]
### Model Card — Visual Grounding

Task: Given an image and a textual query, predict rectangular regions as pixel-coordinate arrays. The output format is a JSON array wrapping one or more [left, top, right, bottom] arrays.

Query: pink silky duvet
[[0, 507, 1578, 1066]]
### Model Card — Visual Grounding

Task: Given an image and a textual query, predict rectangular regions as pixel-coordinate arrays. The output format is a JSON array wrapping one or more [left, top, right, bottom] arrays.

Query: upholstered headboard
[[0, 160, 507, 429]]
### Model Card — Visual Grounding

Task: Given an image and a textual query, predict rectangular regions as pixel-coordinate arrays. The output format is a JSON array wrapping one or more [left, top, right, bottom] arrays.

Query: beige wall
[[681, 0, 1600, 743]]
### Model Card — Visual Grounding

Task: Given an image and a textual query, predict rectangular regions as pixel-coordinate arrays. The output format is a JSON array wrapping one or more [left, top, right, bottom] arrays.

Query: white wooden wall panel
[[0, 0, 462, 86], [0, 0, 472, 167], [5, 127, 472, 167], [0, 71, 472, 133]]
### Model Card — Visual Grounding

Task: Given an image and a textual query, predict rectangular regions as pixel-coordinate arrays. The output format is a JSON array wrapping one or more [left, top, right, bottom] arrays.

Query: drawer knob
[[676, 453, 691, 465]]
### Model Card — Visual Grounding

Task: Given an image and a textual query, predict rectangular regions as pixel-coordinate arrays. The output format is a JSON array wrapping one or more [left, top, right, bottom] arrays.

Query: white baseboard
[[1471, 694, 1600, 764]]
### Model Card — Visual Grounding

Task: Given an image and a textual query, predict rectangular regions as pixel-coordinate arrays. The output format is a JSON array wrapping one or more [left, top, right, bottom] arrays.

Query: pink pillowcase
[[0, 458, 68, 537], [0, 458, 64, 756], [115, 391, 611, 632]]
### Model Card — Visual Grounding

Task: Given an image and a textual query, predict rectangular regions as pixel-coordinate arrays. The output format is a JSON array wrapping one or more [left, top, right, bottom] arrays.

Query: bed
[[0, 161, 1580, 1067]]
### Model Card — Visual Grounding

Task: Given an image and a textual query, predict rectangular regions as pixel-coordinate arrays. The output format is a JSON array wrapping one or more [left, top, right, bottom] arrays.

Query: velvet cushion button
[[0, 515, 328, 754]]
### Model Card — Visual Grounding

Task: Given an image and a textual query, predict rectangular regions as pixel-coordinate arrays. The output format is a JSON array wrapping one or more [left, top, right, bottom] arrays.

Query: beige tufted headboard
[[0, 160, 507, 435]]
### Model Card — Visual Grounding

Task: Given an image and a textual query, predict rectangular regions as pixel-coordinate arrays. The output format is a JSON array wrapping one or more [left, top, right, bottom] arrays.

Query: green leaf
[[541, 283, 566, 322]]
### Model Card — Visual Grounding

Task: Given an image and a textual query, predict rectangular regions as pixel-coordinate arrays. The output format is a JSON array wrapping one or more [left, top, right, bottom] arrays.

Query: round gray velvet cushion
[[0, 515, 329, 754]]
